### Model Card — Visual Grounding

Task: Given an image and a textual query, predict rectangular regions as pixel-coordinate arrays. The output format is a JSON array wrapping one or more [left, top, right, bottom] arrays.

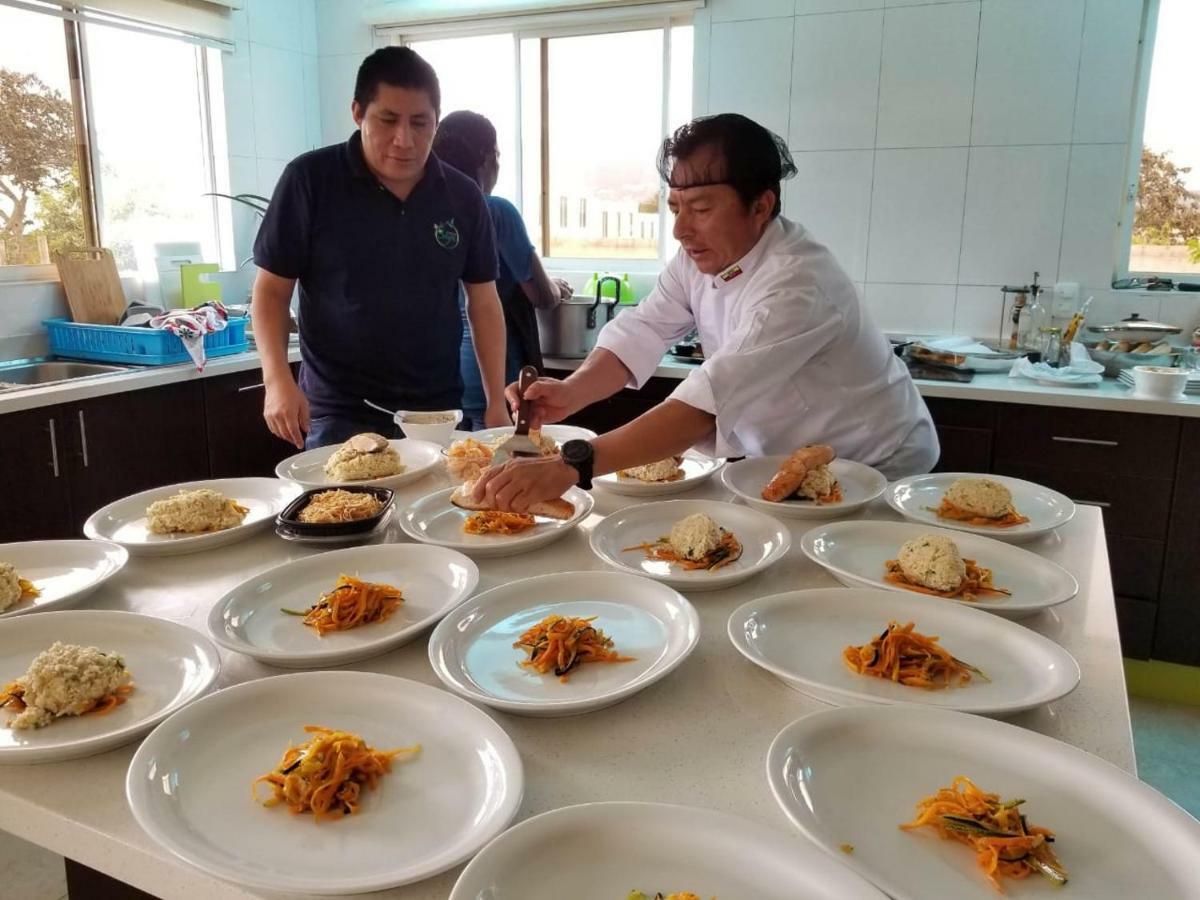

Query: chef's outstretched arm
[[471, 399, 714, 512]]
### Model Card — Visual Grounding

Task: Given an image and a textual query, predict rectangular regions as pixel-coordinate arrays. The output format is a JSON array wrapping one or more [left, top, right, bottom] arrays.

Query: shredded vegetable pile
[[843, 621, 986, 689], [624, 530, 742, 571], [514, 614, 633, 682], [253, 725, 419, 822], [464, 511, 536, 535], [282, 574, 403, 635], [935, 498, 1030, 528], [901, 776, 1067, 892], [884, 558, 1011, 602]]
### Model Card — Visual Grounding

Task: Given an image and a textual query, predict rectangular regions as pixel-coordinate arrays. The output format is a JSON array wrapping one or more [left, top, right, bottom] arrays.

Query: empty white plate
[[398, 485, 594, 558], [0, 610, 220, 764], [886, 472, 1076, 543], [767, 706, 1200, 900], [0, 540, 128, 619], [722, 456, 888, 519], [274, 438, 443, 490], [728, 587, 1080, 716], [428, 570, 698, 717], [84, 477, 302, 557], [208, 544, 479, 668], [450, 801, 888, 900], [593, 450, 726, 497], [589, 499, 790, 591], [800, 520, 1077, 618], [126, 671, 523, 895]]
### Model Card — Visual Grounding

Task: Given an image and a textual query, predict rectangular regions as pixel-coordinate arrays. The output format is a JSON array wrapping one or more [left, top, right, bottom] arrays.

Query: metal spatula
[[489, 366, 542, 466]]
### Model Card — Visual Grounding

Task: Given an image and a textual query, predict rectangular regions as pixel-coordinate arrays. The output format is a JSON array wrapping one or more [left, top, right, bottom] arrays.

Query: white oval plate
[[450, 801, 888, 900], [0, 540, 128, 619], [208, 544, 479, 668], [767, 706, 1200, 900], [594, 450, 726, 497], [800, 520, 1077, 618], [722, 456, 887, 519], [466, 423, 597, 447], [429, 570, 698, 717], [274, 438, 442, 490], [84, 477, 303, 557], [728, 587, 1080, 716], [0, 610, 220, 764], [398, 486, 594, 558], [589, 499, 790, 592], [126, 671, 523, 895], [886, 472, 1076, 543]]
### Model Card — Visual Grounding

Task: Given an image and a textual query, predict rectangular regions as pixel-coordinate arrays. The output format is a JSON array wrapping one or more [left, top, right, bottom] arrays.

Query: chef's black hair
[[354, 47, 441, 118], [657, 113, 796, 218], [433, 111, 497, 188]]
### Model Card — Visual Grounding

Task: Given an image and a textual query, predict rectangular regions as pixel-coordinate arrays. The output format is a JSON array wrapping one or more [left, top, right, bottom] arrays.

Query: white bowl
[[1131, 365, 1188, 399], [395, 409, 462, 445]]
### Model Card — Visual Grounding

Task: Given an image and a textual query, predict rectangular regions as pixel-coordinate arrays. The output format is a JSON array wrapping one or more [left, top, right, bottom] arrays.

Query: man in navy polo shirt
[[251, 47, 509, 449]]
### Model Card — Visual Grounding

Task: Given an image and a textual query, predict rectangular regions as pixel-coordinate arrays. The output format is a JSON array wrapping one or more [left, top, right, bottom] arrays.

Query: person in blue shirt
[[432, 110, 571, 430], [252, 49, 510, 449]]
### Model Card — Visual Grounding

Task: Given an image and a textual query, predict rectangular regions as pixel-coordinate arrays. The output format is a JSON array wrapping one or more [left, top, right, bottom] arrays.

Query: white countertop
[[0, 470, 1133, 900], [544, 355, 1200, 417]]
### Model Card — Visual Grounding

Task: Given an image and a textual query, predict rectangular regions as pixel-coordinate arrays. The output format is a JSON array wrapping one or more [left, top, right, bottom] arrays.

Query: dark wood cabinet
[[62, 382, 211, 533], [1158, 418, 1200, 666], [0, 407, 73, 541], [204, 369, 297, 478], [545, 367, 678, 436]]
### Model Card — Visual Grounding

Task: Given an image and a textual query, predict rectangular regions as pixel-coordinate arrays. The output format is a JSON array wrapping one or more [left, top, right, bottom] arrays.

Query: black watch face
[[563, 440, 590, 463]]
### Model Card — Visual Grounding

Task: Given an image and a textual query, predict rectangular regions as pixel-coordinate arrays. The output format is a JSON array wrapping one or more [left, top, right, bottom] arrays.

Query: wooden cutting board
[[54, 247, 127, 325]]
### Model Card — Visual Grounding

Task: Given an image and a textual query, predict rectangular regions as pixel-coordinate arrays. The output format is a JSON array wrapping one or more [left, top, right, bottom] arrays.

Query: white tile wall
[[876, 1, 979, 149], [247, 0, 303, 52], [302, 54, 322, 151], [970, 0, 1085, 146], [864, 283, 957, 333], [1073, 0, 1143, 144], [319, 53, 362, 146], [257, 157, 290, 199], [712, 0, 794, 21], [221, 42, 257, 159], [300, 0, 319, 56], [788, 10, 883, 150], [959, 144, 1070, 285], [796, 0, 880, 12], [954, 284, 1008, 343], [709, 17, 795, 139], [1058, 143, 1129, 287], [314, 0, 375, 56], [250, 43, 309, 162], [784, 150, 874, 282], [867, 148, 969, 284]]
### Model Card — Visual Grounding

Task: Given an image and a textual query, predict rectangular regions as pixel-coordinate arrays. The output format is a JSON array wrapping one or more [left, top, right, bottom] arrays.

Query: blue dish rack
[[43, 316, 249, 366]]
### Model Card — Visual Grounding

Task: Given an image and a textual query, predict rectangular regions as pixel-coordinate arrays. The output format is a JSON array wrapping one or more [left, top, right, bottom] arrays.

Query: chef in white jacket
[[472, 113, 938, 511]]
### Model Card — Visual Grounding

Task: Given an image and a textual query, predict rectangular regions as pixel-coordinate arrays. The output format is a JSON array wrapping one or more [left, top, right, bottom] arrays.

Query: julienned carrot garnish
[[843, 621, 987, 689], [514, 614, 634, 682]]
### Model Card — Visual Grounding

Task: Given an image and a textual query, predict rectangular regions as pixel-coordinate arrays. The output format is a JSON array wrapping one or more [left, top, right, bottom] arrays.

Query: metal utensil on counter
[[489, 366, 542, 466]]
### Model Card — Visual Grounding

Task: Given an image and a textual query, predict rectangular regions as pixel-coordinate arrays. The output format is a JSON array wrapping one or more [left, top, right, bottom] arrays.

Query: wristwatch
[[561, 439, 594, 489]]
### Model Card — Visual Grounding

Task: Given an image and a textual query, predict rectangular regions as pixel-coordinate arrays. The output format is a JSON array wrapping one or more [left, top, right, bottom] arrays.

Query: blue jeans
[[460, 328, 524, 431], [305, 413, 400, 450]]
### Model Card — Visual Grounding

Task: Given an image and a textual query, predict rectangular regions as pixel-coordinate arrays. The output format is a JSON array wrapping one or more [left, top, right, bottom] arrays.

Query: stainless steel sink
[[0, 360, 129, 390]]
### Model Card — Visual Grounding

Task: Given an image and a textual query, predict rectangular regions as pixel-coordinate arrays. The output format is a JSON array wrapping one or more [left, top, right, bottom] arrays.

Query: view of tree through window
[[0, 6, 86, 267], [1132, 0, 1200, 275]]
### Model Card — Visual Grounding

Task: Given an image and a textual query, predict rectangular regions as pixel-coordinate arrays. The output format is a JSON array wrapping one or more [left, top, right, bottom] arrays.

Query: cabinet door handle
[[237, 383, 266, 393], [1051, 435, 1118, 447], [1077, 500, 1112, 508], [48, 418, 60, 478], [78, 410, 90, 468]]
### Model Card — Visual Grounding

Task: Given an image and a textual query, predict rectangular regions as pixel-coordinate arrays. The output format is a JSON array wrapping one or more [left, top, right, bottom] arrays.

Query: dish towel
[[1009, 342, 1104, 385], [148, 301, 229, 370]]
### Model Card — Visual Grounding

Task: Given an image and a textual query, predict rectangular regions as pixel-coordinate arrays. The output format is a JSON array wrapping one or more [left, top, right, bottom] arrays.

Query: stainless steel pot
[[1085, 312, 1181, 343], [536, 278, 622, 359]]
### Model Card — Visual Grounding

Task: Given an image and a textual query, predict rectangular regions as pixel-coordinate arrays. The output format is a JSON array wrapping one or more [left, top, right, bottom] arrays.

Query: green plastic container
[[582, 272, 638, 305]]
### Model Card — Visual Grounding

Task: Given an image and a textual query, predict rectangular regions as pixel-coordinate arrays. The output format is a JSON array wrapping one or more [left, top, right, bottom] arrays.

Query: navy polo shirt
[[253, 131, 498, 418]]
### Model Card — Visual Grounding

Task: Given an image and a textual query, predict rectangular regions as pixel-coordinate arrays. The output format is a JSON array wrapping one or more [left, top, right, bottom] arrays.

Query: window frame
[[1115, 0, 1199, 285], [395, 13, 692, 270], [0, 2, 231, 285]]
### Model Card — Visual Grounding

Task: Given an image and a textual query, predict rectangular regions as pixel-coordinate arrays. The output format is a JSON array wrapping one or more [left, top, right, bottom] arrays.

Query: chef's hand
[[263, 379, 309, 449], [552, 277, 573, 301], [471, 455, 579, 513], [483, 401, 511, 428], [504, 376, 577, 429]]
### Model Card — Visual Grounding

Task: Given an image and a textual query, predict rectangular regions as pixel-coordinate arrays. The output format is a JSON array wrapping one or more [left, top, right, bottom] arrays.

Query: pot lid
[[1086, 312, 1181, 335]]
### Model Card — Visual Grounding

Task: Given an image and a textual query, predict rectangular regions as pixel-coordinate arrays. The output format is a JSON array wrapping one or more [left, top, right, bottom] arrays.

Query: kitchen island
[[0, 468, 1133, 899]]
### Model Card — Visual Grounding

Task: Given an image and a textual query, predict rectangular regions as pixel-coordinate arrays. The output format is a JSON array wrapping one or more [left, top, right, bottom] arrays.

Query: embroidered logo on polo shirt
[[433, 219, 460, 249], [718, 263, 743, 283]]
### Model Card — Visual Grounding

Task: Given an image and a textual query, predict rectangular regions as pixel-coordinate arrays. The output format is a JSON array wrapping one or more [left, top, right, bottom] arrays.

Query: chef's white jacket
[[593, 216, 939, 478]]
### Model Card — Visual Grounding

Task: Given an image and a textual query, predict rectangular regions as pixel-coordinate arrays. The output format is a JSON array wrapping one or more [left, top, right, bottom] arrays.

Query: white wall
[[695, 0, 1198, 340]]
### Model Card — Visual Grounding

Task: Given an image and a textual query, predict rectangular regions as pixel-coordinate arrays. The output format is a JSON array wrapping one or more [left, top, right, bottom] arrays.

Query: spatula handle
[[515, 366, 539, 436]]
